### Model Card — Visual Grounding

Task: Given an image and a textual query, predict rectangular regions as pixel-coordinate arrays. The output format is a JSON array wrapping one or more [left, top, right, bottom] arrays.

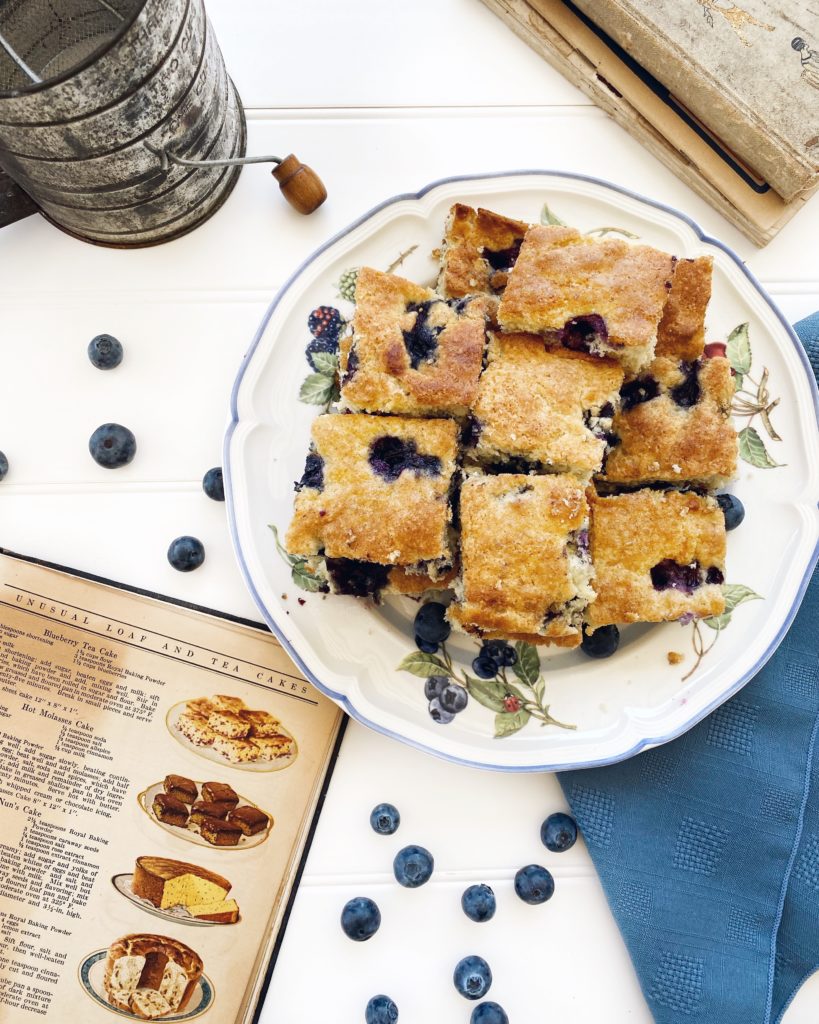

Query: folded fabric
[[559, 313, 819, 1023]]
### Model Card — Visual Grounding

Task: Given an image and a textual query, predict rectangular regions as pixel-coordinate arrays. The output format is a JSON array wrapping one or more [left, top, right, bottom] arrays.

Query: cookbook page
[[0, 552, 342, 1024]]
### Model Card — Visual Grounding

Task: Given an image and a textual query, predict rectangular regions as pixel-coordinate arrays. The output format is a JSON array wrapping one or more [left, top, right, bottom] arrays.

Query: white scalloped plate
[[224, 171, 819, 772]]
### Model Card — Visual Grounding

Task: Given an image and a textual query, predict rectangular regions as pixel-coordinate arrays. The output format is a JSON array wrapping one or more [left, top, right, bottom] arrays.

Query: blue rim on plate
[[223, 169, 819, 773], [78, 949, 214, 1020]]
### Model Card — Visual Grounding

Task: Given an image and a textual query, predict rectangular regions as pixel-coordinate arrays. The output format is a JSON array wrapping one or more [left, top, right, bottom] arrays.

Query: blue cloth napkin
[[559, 313, 819, 1024]]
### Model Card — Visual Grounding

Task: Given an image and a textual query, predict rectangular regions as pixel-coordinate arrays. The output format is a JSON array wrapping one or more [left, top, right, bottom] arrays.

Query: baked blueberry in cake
[[447, 473, 593, 646], [338, 267, 488, 416], [655, 255, 713, 361], [465, 332, 623, 477], [285, 414, 459, 596], [437, 203, 530, 299], [497, 225, 677, 374], [586, 489, 726, 628], [599, 354, 737, 487]]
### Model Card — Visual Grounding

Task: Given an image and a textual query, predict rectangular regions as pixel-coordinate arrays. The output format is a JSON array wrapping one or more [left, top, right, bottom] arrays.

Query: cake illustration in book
[[113, 857, 241, 926]]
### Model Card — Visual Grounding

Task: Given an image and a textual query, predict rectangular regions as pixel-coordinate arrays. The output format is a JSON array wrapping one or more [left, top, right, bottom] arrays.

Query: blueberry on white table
[[514, 864, 554, 905], [393, 845, 433, 888], [340, 896, 381, 941], [541, 812, 577, 853], [471, 1002, 509, 1024], [167, 536, 205, 572], [202, 467, 225, 501], [370, 803, 400, 835], [87, 333, 123, 369], [365, 994, 398, 1024], [453, 955, 492, 1000], [580, 624, 619, 658], [461, 884, 496, 922], [413, 601, 450, 651], [716, 493, 745, 530], [88, 423, 136, 468], [0, 451, 7, 481]]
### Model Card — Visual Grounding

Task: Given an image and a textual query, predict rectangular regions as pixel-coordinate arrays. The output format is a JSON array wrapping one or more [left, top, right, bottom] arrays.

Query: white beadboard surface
[[1, 0, 818, 1020]]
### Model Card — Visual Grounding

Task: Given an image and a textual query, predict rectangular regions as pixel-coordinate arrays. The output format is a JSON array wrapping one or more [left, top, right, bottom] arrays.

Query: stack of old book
[[481, 0, 819, 245]]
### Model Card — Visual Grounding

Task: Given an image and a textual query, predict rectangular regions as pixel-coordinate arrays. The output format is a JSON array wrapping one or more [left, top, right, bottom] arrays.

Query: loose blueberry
[[483, 640, 517, 666], [415, 636, 439, 654], [580, 624, 620, 659], [202, 466, 225, 501], [370, 802, 400, 836], [308, 305, 344, 343], [424, 675, 448, 700], [541, 812, 578, 852], [453, 955, 493, 1001], [429, 698, 455, 724], [472, 655, 498, 679], [471, 1003, 509, 1024], [461, 884, 496, 923], [87, 333, 123, 369], [0, 451, 7, 481], [365, 994, 398, 1024], [716, 493, 745, 531], [514, 864, 555, 905], [650, 559, 700, 594], [393, 845, 434, 888], [167, 536, 205, 572], [414, 602, 451, 644], [439, 683, 468, 714], [88, 423, 136, 468], [340, 896, 381, 941]]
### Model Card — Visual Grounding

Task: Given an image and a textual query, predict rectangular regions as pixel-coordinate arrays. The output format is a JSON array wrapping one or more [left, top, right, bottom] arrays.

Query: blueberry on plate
[[414, 602, 451, 644], [365, 994, 398, 1024], [429, 699, 455, 725], [453, 955, 493, 1000], [202, 467, 225, 501], [580, 624, 619, 659], [541, 812, 577, 853], [393, 845, 434, 888], [167, 536, 205, 572], [370, 802, 400, 836], [0, 451, 8, 481], [716, 492, 745, 531], [514, 864, 554, 905], [424, 676, 448, 700], [461, 884, 496, 923], [415, 635, 439, 654], [88, 423, 136, 468], [439, 682, 468, 713], [340, 896, 381, 941], [87, 333, 123, 369], [471, 1002, 509, 1024]]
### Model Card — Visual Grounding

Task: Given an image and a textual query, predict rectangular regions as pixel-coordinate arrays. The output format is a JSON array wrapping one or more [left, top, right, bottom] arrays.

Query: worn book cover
[[0, 551, 344, 1024], [570, 0, 819, 202]]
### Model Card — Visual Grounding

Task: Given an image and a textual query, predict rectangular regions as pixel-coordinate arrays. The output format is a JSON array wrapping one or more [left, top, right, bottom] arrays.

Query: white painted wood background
[[1, 1, 817, 1020]]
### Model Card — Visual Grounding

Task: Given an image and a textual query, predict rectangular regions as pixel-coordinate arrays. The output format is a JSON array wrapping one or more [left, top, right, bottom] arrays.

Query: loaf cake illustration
[[132, 856, 239, 923]]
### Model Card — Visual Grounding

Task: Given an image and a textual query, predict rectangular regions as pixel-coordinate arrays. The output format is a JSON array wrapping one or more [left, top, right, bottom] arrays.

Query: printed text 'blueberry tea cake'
[[284, 203, 739, 647]]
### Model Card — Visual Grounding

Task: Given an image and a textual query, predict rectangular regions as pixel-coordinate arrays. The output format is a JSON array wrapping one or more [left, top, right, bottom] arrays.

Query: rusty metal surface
[[0, 0, 246, 247]]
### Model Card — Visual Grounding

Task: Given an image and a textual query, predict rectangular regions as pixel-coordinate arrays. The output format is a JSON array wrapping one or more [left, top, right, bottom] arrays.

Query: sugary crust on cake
[[497, 226, 676, 373], [238, 709, 281, 738], [448, 474, 591, 642], [600, 356, 737, 487], [207, 709, 251, 739], [252, 735, 293, 760], [286, 414, 459, 566], [209, 695, 247, 714], [338, 267, 487, 415], [438, 203, 530, 299], [468, 332, 624, 475], [586, 489, 726, 627], [655, 256, 713, 360]]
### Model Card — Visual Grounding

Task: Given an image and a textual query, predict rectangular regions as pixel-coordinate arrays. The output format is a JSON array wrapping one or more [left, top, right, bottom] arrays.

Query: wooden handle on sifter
[[272, 154, 327, 214]]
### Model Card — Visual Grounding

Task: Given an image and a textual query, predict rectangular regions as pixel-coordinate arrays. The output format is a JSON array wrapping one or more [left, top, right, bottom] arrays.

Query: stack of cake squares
[[286, 203, 737, 647]]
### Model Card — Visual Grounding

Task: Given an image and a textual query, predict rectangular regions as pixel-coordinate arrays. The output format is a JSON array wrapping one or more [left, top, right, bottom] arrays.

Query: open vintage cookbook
[[0, 550, 344, 1023]]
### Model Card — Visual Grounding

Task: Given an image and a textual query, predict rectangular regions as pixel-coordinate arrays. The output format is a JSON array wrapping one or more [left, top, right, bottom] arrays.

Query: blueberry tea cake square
[[655, 255, 713, 361], [437, 203, 530, 300]]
